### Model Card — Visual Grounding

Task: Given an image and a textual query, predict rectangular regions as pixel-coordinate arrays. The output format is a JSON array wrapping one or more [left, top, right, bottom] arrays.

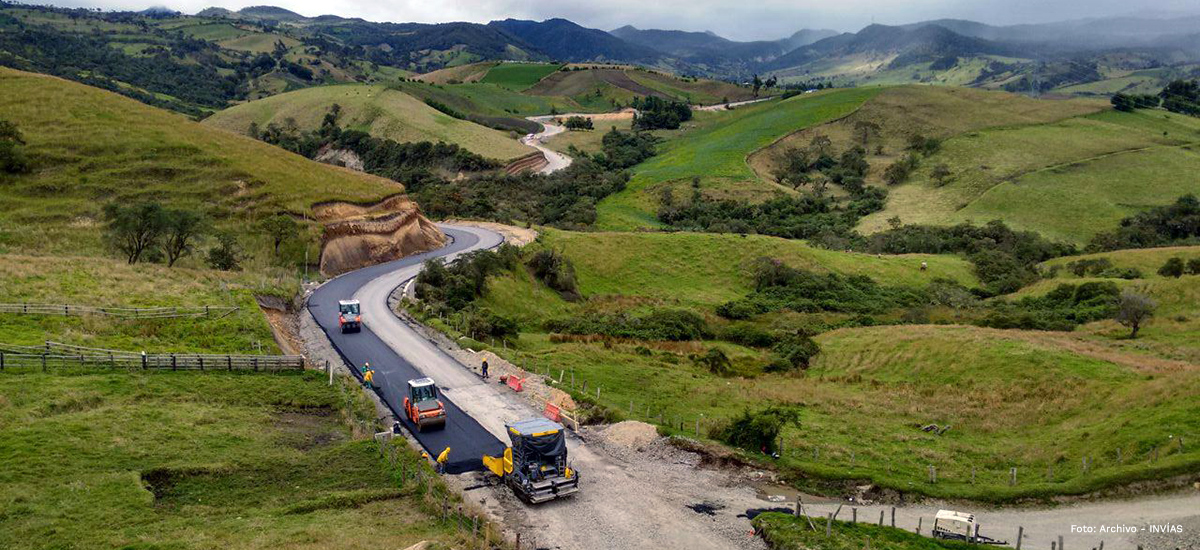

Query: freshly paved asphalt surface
[[307, 226, 506, 473]]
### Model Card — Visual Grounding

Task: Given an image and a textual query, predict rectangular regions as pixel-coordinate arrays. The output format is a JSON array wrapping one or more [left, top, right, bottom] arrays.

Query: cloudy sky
[[37, 0, 1200, 40]]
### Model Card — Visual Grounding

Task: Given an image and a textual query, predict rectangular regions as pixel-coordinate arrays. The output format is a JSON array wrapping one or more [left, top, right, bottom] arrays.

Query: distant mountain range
[[183, 5, 1199, 84]]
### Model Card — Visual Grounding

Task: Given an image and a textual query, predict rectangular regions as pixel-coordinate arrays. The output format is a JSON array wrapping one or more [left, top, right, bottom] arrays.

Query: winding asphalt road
[[307, 225, 507, 473]]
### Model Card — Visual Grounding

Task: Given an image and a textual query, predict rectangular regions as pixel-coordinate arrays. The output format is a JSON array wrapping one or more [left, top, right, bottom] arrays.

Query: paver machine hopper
[[483, 418, 579, 503]]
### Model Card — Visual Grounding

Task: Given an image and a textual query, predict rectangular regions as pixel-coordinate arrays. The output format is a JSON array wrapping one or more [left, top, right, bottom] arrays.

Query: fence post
[[171, 354, 177, 371], [1058, 535, 1064, 550], [878, 510, 884, 526], [891, 506, 895, 527], [1016, 526, 1023, 550], [825, 513, 833, 536], [142, 352, 147, 370], [917, 517, 922, 534], [928, 465, 936, 484], [199, 356, 204, 371], [1010, 467, 1017, 486], [228, 356, 232, 371], [852, 507, 857, 524], [42, 353, 47, 372], [1, 351, 4, 371], [253, 357, 258, 371]]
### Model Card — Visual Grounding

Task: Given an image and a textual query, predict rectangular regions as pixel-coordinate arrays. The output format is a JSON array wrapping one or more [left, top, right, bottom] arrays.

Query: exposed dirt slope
[[313, 195, 446, 276]]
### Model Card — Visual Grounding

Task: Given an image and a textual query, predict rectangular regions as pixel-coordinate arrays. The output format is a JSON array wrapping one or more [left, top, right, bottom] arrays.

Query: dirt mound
[[315, 195, 446, 276], [602, 421, 659, 449]]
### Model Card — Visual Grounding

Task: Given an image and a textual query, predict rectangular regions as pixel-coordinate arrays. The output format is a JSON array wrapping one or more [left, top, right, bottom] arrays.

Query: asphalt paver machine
[[483, 418, 579, 503]]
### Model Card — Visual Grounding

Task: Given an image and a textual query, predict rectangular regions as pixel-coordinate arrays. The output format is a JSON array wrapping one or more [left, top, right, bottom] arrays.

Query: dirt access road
[[521, 118, 572, 174]]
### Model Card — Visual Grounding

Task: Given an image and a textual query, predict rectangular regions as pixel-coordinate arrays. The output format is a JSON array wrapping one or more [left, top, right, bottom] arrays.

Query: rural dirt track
[[309, 224, 1200, 550], [521, 118, 572, 174]]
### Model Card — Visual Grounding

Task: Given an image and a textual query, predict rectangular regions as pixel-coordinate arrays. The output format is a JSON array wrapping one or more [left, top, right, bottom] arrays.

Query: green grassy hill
[[859, 108, 1200, 243], [480, 229, 977, 324], [449, 230, 1200, 502], [0, 68, 402, 256], [596, 87, 881, 230], [525, 67, 755, 110], [203, 84, 535, 162]]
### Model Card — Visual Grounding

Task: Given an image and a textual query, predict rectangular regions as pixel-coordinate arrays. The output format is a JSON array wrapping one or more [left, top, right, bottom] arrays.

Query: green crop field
[[0, 371, 465, 549], [596, 87, 882, 230], [479, 63, 561, 90], [203, 84, 535, 162], [0, 69, 402, 256], [859, 108, 1200, 242]]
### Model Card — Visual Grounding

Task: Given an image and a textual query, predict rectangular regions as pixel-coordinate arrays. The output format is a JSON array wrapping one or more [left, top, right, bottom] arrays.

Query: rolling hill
[[0, 68, 426, 257], [202, 84, 536, 162]]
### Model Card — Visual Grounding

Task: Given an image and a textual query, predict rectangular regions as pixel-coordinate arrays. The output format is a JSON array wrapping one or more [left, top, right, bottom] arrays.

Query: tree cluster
[[102, 202, 211, 267], [563, 115, 593, 131], [1158, 80, 1200, 117], [863, 220, 1075, 294], [631, 96, 692, 130], [1087, 195, 1200, 251]]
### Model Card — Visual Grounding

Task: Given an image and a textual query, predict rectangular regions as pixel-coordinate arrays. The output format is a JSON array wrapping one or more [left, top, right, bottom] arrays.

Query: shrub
[[206, 231, 242, 271], [695, 347, 731, 375], [1188, 258, 1200, 275], [527, 249, 578, 297], [718, 324, 777, 348], [773, 334, 820, 369], [1159, 257, 1185, 278], [714, 406, 801, 455]]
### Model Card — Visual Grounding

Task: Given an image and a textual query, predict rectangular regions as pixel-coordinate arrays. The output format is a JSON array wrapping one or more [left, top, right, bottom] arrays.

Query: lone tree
[[259, 214, 298, 255], [1115, 289, 1156, 338], [103, 202, 169, 264], [162, 209, 207, 267]]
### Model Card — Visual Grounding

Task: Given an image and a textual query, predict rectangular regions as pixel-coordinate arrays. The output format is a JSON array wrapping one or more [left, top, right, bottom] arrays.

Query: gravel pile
[[602, 421, 660, 449]]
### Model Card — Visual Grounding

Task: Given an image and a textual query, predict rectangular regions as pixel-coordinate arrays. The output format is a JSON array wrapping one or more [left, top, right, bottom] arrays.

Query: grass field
[[1017, 246, 1200, 364], [479, 63, 561, 90], [0, 371, 466, 549], [390, 80, 578, 118], [596, 87, 882, 230], [203, 84, 534, 162], [0, 69, 403, 256], [748, 86, 1104, 190], [755, 513, 989, 550], [537, 229, 975, 305], [0, 253, 290, 353], [858, 108, 1200, 241], [216, 32, 300, 53], [495, 321, 1199, 502], [416, 61, 498, 84]]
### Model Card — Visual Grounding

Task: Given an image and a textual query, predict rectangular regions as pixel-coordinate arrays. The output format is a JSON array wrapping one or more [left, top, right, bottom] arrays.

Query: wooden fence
[[0, 303, 238, 319], [0, 341, 303, 372]]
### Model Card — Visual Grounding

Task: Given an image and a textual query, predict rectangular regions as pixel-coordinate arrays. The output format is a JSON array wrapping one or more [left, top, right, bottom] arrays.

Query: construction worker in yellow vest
[[436, 446, 451, 474], [363, 368, 375, 387]]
